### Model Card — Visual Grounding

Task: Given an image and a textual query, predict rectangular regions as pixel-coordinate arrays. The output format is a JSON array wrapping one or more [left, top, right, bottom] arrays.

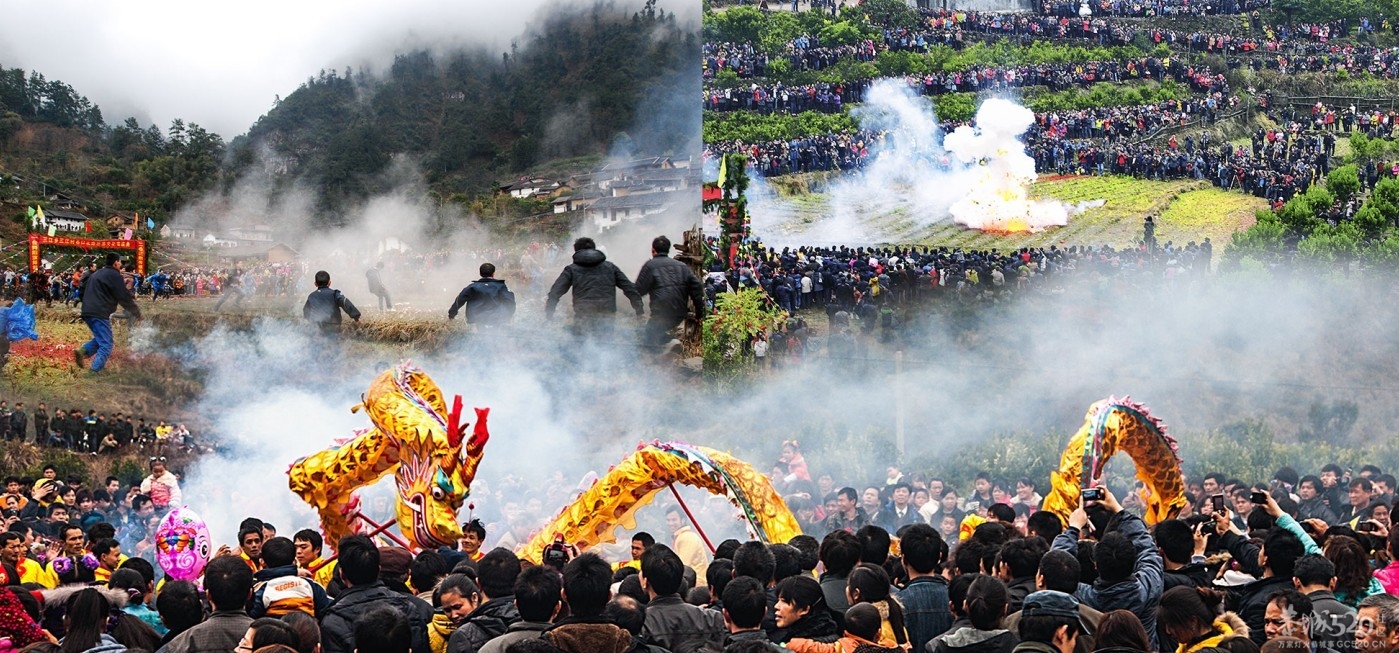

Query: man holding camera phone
[[1211, 491, 1323, 644], [1051, 485, 1165, 650]]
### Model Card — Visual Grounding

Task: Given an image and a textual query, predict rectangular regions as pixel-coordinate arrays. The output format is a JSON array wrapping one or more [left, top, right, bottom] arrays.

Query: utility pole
[[895, 350, 905, 461]]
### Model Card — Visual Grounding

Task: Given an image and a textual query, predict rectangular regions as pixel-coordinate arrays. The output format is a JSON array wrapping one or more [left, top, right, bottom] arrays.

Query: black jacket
[[639, 595, 724, 653], [1163, 562, 1210, 589], [320, 582, 432, 653], [447, 595, 520, 653], [545, 249, 643, 318], [725, 630, 782, 651], [634, 254, 705, 320], [303, 287, 361, 325], [448, 278, 516, 324], [80, 266, 140, 320], [1221, 530, 1292, 647], [928, 627, 1017, 653]]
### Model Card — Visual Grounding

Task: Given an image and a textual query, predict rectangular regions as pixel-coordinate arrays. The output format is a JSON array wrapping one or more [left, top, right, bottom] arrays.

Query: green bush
[[1326, 164, 1361, 205], [703, 110, 859, 143]]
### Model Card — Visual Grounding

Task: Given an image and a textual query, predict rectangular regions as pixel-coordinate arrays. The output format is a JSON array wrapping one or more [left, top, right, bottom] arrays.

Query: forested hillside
[[0, 0, 697, 234], [227, 0, 698, 223], [0, 68, 225, 224]]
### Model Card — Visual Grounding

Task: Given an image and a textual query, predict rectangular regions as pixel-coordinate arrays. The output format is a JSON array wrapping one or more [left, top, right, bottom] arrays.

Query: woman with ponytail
[[930, 574, 1016, 653], [846, 563, 909, 649], [1157, 586, 1249, 653], [108, 568, 165, 636]]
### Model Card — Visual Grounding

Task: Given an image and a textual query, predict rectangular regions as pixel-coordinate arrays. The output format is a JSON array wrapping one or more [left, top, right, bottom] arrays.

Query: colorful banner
[[28, 234, 147, 275]]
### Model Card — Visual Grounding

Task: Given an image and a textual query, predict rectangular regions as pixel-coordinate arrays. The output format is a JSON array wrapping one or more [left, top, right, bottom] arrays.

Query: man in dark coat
[[634, 235, 705, 347], [366, 261, 392, 311], [545, 237, 643, 335], [1214, 495, 1310, 645], [303, 270, 361, 338], [447, 548, 521, 653], [75, 253, 141, 373], [1051, 487, 1164, 650], [447, 263, 515, 326], [321, 535, 432, 653]]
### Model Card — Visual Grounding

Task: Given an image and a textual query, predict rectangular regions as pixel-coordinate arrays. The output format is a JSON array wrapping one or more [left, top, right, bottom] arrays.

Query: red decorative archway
[[29, 234, 147, 275]]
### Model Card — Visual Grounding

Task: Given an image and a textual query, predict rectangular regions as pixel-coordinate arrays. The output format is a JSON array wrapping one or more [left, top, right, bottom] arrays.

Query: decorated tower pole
[[708, 153, 750, 271]]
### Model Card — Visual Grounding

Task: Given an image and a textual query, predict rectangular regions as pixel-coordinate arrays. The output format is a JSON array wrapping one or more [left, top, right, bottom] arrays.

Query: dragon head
[[367, 364, 491, 550]]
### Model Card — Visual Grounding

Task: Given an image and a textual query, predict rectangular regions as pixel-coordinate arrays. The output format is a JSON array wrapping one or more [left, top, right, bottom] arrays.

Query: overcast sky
[[0, 0, 685, 139]]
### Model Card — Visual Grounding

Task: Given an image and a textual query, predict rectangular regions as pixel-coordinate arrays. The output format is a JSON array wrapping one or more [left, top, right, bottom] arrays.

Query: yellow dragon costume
[[516, 441, 799, 565], [1042, 396, 1187, 526], [288, 363, 490, 551]]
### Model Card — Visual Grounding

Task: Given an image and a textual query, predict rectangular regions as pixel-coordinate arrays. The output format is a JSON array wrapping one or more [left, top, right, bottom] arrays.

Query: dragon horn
[[446, 395, 465, 449], [458, 408, 490, 484]]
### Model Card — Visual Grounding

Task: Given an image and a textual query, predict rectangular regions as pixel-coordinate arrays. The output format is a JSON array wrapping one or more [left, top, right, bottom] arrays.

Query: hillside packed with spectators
[[13, 440, 1399, 653], [704, 57, 1228, 114], [703, 15, 1364, 82], [705, 93, 1234, 178], [1041, 0, 1271, 17]]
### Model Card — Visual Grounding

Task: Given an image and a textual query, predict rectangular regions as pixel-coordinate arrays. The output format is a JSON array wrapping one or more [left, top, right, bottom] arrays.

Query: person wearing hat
[[1014, 591, 1090, 653], [378, 546, 414, 595]]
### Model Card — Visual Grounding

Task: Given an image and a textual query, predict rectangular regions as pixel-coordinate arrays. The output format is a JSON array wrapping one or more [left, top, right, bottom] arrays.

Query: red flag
[[85, 220, 92, 233]]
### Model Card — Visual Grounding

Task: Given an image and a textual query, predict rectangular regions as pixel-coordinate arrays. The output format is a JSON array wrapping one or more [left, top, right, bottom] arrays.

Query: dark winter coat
[[927, 627, 1017, 653], [447, 595, 520, 653], [303, 287, 361, 326], [448, 278, 516, 324], [639, 595, 724, 653], [81, 265, 141, 320], [634, 254, 705, 319], [545, 248, 643, 318], [320, 582, 431, 653], [1052, 512, 1164, 650]]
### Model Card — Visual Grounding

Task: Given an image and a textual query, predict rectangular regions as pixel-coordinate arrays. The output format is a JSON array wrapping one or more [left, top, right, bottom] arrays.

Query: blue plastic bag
[[5, 299, 39, 342]]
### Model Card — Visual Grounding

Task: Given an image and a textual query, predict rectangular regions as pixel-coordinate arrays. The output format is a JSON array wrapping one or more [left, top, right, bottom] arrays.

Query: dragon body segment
[[1042, 396, 1186, 526], [288, 363, 490, 551], [516, 442, 800, 565]]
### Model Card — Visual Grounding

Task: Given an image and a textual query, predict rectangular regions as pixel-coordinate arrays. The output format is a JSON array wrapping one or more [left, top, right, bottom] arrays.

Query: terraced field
[[750, 174, 1263, 257]]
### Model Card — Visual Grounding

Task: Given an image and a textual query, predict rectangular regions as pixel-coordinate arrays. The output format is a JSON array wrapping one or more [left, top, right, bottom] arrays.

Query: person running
[[303, 271, 361, 333], [447, 263, 516, 326], [74, 253, 142, 373], [366, 261, 393, 311]]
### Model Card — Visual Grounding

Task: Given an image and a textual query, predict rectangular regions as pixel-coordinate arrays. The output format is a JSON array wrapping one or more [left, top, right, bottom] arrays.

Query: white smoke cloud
[[748, 81, 1076, 244], [944, 98, 1069, 232]]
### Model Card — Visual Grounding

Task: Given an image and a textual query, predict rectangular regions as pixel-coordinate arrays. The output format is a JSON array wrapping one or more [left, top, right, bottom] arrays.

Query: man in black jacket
[[634, 235, 705, 347], [545, 238, 643, 335], [75, 253, 141, 373], [1214, 496, 1309, 645], [321, 535, 432, 653], [447, 548, 521, 653], [303, 271, 361, 337], [447, 264, 516, 326], [638, 544, 724, 653]]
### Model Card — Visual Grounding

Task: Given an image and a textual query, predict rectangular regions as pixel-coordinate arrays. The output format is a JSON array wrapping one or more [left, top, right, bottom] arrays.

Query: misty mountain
[[226, 0, 699, 223]]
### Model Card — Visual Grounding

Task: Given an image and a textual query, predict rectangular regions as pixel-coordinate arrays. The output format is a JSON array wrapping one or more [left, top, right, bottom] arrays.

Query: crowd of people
[[703, 57, 1228, 114], [703, 13, 1362, 83], [1039, 0, 1271, 17], [0, 403, 194, 455], [701, 238, 1212, 358], [12, 441, 1399, 653], [704, 93, 1234, 178]]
